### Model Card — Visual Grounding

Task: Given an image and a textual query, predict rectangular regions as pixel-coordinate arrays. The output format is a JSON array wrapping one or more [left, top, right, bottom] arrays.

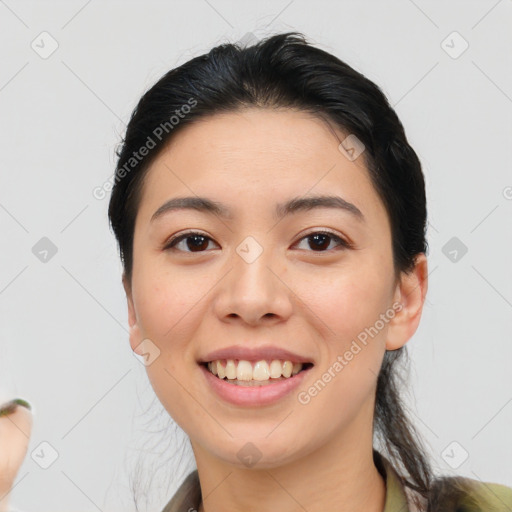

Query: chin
[[199, 435, 309, 471]]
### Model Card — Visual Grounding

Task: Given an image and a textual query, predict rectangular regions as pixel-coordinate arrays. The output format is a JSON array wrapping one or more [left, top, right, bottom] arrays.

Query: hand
[[0, 399, 33, 512]]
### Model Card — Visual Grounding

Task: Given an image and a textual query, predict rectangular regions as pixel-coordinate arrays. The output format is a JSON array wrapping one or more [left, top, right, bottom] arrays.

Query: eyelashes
[[294, 231, 351, 252], [164, 231, 216, 252], [163, 230, 352, 254]]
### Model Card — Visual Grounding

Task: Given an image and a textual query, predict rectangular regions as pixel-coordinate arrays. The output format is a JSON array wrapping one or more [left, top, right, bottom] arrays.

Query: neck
[[191, 403, 386, 512]]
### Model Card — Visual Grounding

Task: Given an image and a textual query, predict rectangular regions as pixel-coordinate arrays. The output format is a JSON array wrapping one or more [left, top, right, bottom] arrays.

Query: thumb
[[0, 399, 33, 510]]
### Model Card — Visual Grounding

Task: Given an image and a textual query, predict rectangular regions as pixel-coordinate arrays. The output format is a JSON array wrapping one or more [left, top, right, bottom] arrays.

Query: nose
[[213, 244, 293, 326]]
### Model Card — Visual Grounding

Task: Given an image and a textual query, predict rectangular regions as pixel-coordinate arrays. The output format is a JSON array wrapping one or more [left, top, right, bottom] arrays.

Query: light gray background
[[1, 1, 511, 511]]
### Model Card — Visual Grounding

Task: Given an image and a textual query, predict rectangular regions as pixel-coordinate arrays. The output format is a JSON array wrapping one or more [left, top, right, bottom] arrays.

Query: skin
[[123, 107, 429, 512], [0, 403, 32, 511]]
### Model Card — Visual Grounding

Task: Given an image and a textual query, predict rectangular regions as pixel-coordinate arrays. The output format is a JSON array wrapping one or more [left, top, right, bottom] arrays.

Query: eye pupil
[[187, 235, 209, 251], [309, 233, 330, 251]]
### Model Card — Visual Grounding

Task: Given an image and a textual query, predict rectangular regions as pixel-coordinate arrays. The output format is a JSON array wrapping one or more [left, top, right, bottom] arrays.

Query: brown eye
[[295, 231, 350, 252], [165, 232, 218, 253]]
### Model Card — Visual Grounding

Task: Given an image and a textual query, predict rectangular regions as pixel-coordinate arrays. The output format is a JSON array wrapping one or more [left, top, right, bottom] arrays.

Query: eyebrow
[[150, 194, 365, 223]]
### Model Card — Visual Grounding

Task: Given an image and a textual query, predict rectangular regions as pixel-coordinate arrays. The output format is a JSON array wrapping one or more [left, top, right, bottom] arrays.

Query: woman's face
[[124, 108, 425, 469]]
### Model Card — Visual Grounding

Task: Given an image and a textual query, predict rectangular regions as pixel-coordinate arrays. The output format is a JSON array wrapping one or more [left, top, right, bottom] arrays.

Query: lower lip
[[199, 363, 313, 407]]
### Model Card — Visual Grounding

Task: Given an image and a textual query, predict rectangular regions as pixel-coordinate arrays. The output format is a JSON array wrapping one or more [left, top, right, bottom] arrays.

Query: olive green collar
[[374, 449, 413, 511]]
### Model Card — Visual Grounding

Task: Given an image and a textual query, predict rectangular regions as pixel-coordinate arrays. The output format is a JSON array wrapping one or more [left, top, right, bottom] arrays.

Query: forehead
[[163, 107, 356, 170], [136, 108, 385, 225]]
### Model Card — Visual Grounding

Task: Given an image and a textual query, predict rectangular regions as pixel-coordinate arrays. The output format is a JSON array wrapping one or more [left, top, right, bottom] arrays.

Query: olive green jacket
[[161, 450, 512, 512]]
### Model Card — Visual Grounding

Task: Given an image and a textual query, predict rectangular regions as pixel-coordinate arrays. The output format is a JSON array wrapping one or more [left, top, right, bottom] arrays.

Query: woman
[[2, 32, 511, 512]]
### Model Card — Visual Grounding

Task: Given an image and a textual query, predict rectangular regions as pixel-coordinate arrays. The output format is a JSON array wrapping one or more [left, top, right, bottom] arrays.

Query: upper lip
[[198, 345, 314, 364]]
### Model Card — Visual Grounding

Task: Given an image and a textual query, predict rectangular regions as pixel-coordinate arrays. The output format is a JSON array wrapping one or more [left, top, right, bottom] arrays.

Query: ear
[[122, 273, 144, 356], [385, 253, 428, 351]]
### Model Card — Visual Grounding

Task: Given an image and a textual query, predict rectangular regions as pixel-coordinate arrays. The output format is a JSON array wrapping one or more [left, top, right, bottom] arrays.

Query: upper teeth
[[207, 359, 303, 381]]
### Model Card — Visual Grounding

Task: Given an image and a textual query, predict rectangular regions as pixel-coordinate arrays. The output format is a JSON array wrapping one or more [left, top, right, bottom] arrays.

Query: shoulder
[[429, 474, 512, 512]]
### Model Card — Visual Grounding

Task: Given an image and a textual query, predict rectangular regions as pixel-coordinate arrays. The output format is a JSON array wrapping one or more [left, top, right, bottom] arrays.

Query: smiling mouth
[[200, 359, 314, 386]]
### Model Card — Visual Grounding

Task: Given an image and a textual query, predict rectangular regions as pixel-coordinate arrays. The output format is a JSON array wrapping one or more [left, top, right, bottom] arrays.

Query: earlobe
[[385, 253, 428, 351], [122, 274, 143, 355]]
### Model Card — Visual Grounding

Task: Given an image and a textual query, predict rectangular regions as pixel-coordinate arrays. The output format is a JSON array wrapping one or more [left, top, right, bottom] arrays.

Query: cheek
[[290, 259, 392, 403], [294, 259, 393, 345], [133, 262, 208, 341], [293, 273, 388, 433], [133, 266, 210, 429]]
